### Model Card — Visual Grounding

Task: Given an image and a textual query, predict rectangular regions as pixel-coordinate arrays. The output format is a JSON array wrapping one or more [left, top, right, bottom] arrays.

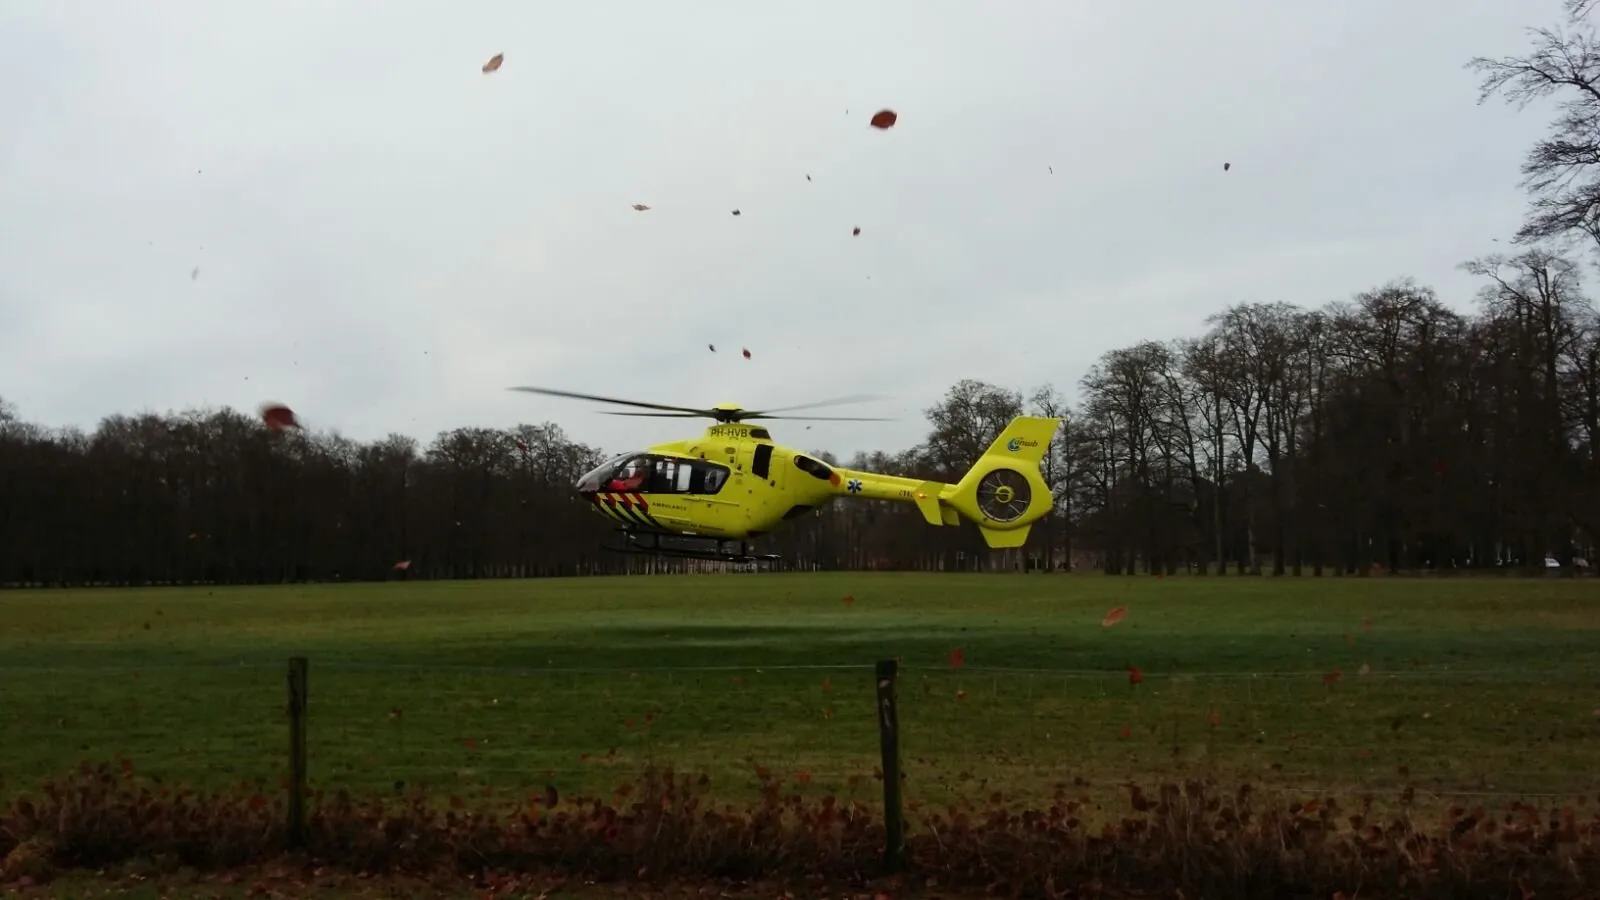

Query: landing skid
[[603, 529, 781, 566]]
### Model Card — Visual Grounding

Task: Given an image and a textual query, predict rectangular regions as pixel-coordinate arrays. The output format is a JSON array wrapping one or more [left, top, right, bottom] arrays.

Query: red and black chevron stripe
[[587, 491, 671, 532]]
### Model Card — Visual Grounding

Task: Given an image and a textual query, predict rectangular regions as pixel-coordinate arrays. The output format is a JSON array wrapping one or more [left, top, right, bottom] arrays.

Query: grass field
[[3, 572, 1599, 815]]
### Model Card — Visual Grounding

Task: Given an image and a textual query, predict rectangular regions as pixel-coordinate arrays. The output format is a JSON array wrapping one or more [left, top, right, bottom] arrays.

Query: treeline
[[2, 248, 1597, 585], [1058, 252, 1599, 576]]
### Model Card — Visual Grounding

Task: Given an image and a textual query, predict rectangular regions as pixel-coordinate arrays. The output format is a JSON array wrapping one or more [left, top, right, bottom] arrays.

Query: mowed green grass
[[2, 573, 1598, 812]]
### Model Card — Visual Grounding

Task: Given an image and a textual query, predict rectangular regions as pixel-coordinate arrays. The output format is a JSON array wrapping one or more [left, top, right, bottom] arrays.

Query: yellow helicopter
[[508, 386, 1063, 564]]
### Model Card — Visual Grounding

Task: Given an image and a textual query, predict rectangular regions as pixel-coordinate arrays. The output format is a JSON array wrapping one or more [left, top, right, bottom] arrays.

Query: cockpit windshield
[[574, 452, 731, 495], [575, 453, 634, 493]]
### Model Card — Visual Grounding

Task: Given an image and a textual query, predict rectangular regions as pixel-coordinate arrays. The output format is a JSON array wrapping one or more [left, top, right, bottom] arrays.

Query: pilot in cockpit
[[607, 457, 647, 492]]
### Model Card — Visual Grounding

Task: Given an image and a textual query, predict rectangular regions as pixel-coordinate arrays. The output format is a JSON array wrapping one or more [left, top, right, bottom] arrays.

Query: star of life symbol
[[846, 478, 863, 494]]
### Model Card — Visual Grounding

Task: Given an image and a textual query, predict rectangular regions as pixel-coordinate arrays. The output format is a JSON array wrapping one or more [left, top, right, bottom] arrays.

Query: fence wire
[[3, 660, 1597, 810]]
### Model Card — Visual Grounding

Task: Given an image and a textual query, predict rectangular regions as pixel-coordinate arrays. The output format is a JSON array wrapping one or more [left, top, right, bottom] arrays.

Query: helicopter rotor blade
[[743, 393, 886, 417], [742, 414, 897, 421], [507, 386, 894, 423], [507, 386, 709, 416]]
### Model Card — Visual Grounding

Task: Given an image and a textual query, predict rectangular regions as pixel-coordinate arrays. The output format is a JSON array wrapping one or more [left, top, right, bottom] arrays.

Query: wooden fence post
[[874, 658, 905, 872], [287, 656, 308, 850]]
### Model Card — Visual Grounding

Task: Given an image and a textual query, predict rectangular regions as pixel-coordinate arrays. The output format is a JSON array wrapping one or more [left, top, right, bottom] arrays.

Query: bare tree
[[1468, 9, 1600, 252]]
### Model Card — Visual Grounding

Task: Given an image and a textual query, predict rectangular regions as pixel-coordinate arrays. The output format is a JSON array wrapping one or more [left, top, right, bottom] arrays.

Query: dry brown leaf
[[259, 402, 299, 431]]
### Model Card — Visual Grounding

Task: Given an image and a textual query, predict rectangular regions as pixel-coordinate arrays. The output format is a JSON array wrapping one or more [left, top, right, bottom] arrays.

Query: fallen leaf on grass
[[1358, 663, 1371, 676], [1127, 664, 1143, 686], [1208, 710, 1221, 727], [843, 594, 854, 605], [948, 647, 966, 668], [1322, 669, 1343, 686], [1102, 606, 1127, 627]]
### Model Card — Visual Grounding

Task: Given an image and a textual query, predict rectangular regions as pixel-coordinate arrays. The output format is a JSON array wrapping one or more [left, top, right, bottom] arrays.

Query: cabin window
[[633, 456, 733, 495], [698, 463, 730, 494], [792, 454, 834, 481], [749, 427, 771, 440], [648, 458, 678, 493], [752, 444, 773, 479]]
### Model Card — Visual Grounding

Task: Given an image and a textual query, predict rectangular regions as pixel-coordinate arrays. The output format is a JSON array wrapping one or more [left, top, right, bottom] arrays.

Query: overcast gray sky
[[0, 0, 1567, 461]]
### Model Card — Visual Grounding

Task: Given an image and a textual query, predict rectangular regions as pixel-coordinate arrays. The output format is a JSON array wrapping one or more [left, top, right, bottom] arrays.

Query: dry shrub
[[3, 758, 1598, 898], [910, 780, 1600, 897]]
